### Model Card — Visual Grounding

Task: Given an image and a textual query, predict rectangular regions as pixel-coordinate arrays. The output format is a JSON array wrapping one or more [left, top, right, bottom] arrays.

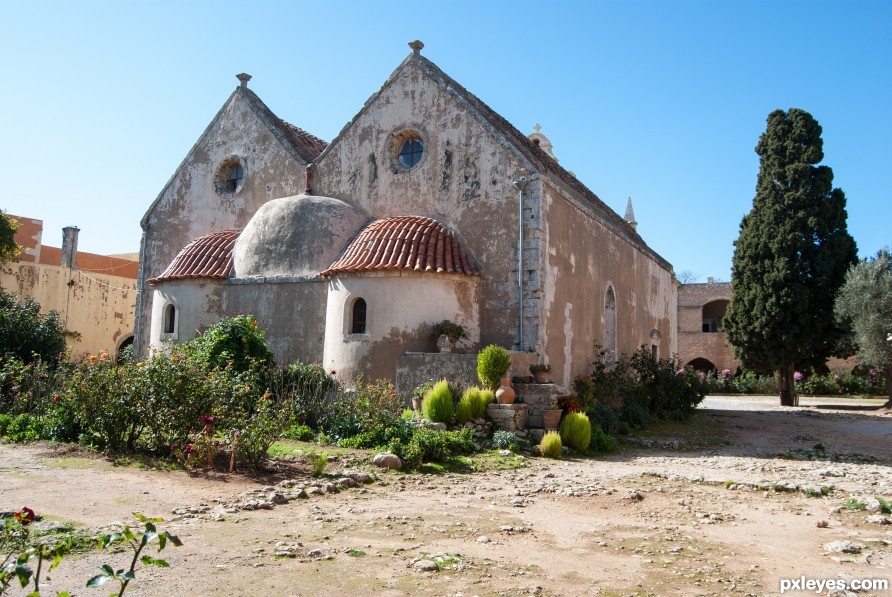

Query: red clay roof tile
[[148, 230, 239, 284], [321, 216, 479, 277]]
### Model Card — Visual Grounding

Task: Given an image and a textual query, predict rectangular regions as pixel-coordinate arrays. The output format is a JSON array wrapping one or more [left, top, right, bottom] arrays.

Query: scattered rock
[[414, 559, 439, 572], [865, 515, 890, 525], [476, 535, 491, 543], [373, 453, 403, 470], [824, 540, 865, 554]]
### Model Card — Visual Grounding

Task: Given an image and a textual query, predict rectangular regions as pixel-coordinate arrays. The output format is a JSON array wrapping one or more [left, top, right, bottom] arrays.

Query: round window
[[388, 129, 427, 173], [214, 157, 246, 196], [398, 138, 424, 168]]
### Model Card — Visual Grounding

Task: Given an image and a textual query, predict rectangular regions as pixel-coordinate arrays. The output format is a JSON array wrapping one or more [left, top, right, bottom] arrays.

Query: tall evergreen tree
[[834, 249, 892, 408], [724, 109, 857, 405]]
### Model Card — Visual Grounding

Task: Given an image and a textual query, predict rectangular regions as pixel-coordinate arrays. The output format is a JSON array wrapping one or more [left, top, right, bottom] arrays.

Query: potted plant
[[477, 344, 514, 403], [429, 320, 468, 352], [529, 363, 551, 384]]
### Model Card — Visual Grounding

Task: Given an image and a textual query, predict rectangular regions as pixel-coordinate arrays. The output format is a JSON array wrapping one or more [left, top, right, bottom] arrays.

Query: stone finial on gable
[[624, 197, 638, 231], [408, 40, 424, 55], [236, 73, 252, 89]]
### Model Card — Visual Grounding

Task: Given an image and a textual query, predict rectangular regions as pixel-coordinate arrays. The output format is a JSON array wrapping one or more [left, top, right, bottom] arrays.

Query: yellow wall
[[1, 262, 137, 359]]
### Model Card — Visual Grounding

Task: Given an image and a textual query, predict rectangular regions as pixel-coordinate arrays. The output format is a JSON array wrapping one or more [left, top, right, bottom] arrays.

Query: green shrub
[[282, 361, 336, 428], [539, 431, 562, 458], [183, 314, 274, 374], [283, 423, 315, 441], [409, 427, 447, 463], [230, 394, 294, 467], [422, 380, 454, 423], [455, 393, 474, 424], [559, 412, 592, 452], [491, 430, 518, 451], [477, 345, 511, 390], [320, 378, 405, 443], [457, 387, 490, 423], [442, 427, 475, 454], [475, 389, 494, 418], [589, 404, 619, 435], [619, 403, 649, 429], [0, 412, 43, 441], [0, 289, 66, 366], [590, 423, 614, 452], [310, 451, 328, 476]]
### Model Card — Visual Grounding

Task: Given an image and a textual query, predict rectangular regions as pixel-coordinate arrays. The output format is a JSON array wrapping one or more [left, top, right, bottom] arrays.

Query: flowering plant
[[556, 395, 582, 413], [529, 363, 551, 374]]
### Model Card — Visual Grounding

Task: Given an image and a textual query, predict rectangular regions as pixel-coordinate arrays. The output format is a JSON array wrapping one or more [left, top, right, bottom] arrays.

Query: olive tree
[[834, 249, 892, 408]]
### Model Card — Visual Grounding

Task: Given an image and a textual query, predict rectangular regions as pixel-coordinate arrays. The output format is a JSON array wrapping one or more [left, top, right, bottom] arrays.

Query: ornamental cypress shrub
[[559, 412, 592, 452], [421, 380, 453, 424], [539, 431, 562, 458]]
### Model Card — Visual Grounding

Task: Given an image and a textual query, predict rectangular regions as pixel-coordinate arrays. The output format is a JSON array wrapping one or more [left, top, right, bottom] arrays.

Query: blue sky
[[3, 1, 889, 280]]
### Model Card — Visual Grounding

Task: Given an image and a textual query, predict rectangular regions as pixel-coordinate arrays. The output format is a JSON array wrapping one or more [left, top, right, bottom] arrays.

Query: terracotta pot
[[533, 370, 550, 384], [495, 376, 515, 404], [542, 409, 563, 431]]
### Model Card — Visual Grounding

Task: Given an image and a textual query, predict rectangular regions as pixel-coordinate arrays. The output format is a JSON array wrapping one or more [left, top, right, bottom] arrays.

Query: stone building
[[136, 41, 677, 389], [676, 281, 738, 372], [1, 215, 138, 359]]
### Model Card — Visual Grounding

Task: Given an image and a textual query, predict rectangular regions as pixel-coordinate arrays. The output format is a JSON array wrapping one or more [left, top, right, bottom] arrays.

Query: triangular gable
[[316, 45, 671, 271], [141, 84, 325, 229]]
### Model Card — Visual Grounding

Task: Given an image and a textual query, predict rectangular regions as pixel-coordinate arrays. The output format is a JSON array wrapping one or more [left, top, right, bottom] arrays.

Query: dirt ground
[[2, 396, 891, 597]]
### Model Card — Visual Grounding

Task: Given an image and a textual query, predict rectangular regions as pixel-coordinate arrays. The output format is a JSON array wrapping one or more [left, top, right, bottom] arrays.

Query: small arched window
[[351, 298, 367, 334], [163, 304, 177, 334]]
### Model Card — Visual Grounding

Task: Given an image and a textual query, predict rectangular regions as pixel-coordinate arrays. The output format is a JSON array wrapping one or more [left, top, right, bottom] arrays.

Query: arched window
[[351, 298, 367, 334], [163, 304, 176, 334], [603, 286, 617, 367]]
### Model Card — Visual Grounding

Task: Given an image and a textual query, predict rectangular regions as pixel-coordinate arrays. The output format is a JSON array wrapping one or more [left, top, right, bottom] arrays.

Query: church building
[[135, 41, 677, 389]]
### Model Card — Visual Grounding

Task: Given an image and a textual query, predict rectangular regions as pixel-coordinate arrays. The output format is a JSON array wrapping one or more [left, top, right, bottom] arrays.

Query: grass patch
[[345, 548, 366, 557]]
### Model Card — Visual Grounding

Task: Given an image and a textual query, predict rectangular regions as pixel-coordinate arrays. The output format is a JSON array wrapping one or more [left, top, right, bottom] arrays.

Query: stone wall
[[395, 352, 478, 405]]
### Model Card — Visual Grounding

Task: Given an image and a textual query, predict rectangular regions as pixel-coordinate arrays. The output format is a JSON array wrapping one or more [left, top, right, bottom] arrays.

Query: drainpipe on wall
[[60, 226, 79, 339], [512, 173, 539, 351]]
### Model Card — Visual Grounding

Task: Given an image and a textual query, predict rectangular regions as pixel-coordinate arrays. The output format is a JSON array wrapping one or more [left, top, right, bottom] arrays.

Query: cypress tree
[[724, 109, 857, 405]]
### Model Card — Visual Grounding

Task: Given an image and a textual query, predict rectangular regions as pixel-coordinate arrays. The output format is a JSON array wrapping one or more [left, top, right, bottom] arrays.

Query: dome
[[232, 194, 368, 278]]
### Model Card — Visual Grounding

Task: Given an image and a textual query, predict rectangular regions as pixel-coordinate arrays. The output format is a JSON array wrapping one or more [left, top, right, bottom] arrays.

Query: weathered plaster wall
[[395, 352, 478, 405], [323, 273, 479, 384], [149, 281, 224, 352], [223, 278, 329, 367], [539, 180, 677, 386], [677, 283, 738, 371], [313, 59, 532, 353], [137, 88, 307, 357], [1, 263, 136, 358]]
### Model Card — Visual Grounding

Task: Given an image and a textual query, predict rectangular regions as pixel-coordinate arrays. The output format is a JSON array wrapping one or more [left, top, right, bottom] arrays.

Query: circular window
[[388, 128, 427, 173], [214, 156, 246, 196], [399, 138, 424, 168]]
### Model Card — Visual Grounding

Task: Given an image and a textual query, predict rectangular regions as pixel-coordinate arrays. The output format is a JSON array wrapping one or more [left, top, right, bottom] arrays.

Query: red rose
[[14, 507, 35, 525]]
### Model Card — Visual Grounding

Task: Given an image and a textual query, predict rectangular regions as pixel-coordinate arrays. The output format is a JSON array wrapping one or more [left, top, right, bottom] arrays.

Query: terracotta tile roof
[[241, 88, 327, 162], [321, 216, 479, 277], [148, 230, 239, 284]]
